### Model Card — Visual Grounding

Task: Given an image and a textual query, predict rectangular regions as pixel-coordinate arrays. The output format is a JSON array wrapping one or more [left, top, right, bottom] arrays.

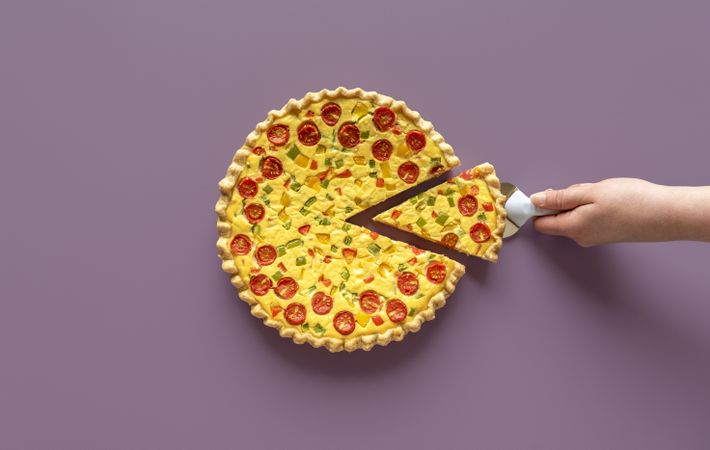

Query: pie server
[[500, 182, 560, 238]]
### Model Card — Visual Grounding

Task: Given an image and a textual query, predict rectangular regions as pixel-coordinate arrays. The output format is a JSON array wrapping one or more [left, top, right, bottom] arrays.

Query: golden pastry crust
[[216, 87, 464, 352], [476, 163, 507, 262]]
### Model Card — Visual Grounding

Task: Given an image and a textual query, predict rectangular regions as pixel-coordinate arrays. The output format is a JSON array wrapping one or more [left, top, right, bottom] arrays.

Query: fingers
[[533, 211, 577, 237], [529, 183, 593, 210]]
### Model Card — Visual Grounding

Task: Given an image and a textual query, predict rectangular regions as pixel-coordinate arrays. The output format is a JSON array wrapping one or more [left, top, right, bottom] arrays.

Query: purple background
[[2, 0, 710, 449]]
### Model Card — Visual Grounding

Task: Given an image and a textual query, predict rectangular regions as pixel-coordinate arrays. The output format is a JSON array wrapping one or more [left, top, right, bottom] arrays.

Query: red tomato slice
[[321, 102, 342, 126], [298, 224, 311, 235], [397, 161, 420, 184], [261, 156, 283, 179], [310, 160, 318, 170], [483, 202, 494, 212], [229, 234, 252, 255], [284, 303, 306, 325], [275, 277, 299, 299], [335, 169, 352, 178], [359, 290, 382, 314], [460, 168, 478, 180], [371, 315, 384, 326], [371, 139, 393, 161], [373, 106, 396, 131], [244, 203, 265, 223], [267, 124, 289, 146], [249, 274, 272, 296], [429, 165, 445, 176], [334, 311, 355, 335], [255, 245, 277, 266], [238, 177, 259, 198], [311, 292, 333, 315], [405, 130, 426, 152], [441, 232, 459, 249], [458, 195, 478, 216], [426, 262, 447, 284], [270, 305, 283, 317], [297, 121, 321, 146], [470, 222, 491, 243], [397, 272, 419, 296], [376, 178, 384, 188], [391, 210, 401, 220], [252, 146, 265, 155], [337, 123, 360, 148], [386, 299, 408, 323]]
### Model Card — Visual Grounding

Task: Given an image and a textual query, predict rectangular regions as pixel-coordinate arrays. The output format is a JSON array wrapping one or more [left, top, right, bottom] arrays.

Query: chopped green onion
[[283, 220, 291, 230], [342, 223, 351, 231], [444, 188, 455, 195], [477, 212, 487, 221], [314, 323, 325, 334], [251, 224, 261, 234], [277, 245, 286, 257], [447, 197, 455, 207], [368, 243, 381, 255], [344, 206, 353, 214], [409, 197, 418, 205], [429, 157, 441, 166], [360, 130, 370, 140], [321, 179, 330, 188], [408, 307, 417, 317], [287, 239, 303, 249], [326, 193, 335, 201], [301, 323, 310, 331], [299, 207, 309, 216], [368, 159, 376, 168], [344, 236, 352, 245], [304, 196, 316, 207], [398, 263, 408, 272], [263, 185, 273, 194], [319, 218, 331, 226], [272, 271, 283, 281], [331, 244, 338, 252], [290, 182, 302, 192], [435, 213, 449, 225], [341, 269, 350, 280], [335, 159, 344, 168], [296, 256, 306, 266], [369, 172, 377, 178], [416, 217, 427, 228], [339, 281, 346, 291], [325, 158, 332, 167], [427, 196, 436, 206]]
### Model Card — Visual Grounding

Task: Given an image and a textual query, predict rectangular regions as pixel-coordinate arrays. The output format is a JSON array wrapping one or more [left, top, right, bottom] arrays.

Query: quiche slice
[[216, 87, 465, 352], [374, 163, 507, 262]]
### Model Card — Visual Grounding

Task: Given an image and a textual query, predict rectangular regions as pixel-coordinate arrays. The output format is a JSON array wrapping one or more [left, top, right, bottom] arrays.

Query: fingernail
[[530, 192, 545, 206]]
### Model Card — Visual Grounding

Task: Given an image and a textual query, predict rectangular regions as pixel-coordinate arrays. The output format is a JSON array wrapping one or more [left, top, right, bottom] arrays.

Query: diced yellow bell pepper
[[353, 155, 367, 165], [294, 154, 310, 168], [380, 162, 391, 178], [278, 209, 289, 222], [305, 175, 321, 192], [356, 313, 370, 327], [280, 192, 290, 207], [396, 142, 409, 157], [352, 102, 369, 120], [316, 234, 330, 244], [378, 263, 393, 277]]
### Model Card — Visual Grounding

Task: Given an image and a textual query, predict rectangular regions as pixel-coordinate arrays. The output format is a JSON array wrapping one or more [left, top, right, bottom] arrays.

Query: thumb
[[529, 183, 592, 210]]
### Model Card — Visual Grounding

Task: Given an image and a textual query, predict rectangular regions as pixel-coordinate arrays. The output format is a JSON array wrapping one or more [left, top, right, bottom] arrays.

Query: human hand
[[530, 178, 710, 246]]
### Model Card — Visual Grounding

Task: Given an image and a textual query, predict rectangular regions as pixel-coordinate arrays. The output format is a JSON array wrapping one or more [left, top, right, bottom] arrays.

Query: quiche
[[374, 163, 506, 262], [216, 87, 465, 352]]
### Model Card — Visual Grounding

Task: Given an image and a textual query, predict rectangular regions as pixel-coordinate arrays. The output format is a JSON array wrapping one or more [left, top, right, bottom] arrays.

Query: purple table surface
[[2, 1, 710, 449]]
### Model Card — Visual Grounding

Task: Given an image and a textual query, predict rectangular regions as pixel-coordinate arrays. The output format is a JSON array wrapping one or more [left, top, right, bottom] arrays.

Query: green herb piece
[[314, 323, 325, 335], [477, 212, 487, 221], [286, 145, 300, 160], [444, 188, 455, 195], [368, 243, 381, 255], [360, 130, 370, 140], [319, 218, 331, 226], [287, 239, 303, 249], [429, 157, 441, 166], [251, 224, 261, 234], [283, 220, 291, 230], [326, 193, 335, 201], [272, 271, 283, 281], [408, 307, 417, 317], [301, 323, 310, 331], [299, 207, 309, 216], [342, 223, 351, 231], [339, 281, 346, 291], [447, 197, 455, 207], [416, 217, 427, 228], [369, 172, 377, 178], [344, 206, 353, 214], [335, 159, 344, 169], [341, 269, 350, 280], [331, 244, 338, 252], [277, 245, 286, 257], [263, 185, 273, 194], [296, 256, 306, 266], [304, 196, 316, 207], [415, 201, 426, 211], [344, 236, 352, 245], [290, 182, 302, 192], [325, 157, 332, 167], [398, 263, 408, 272], [368, 159, 376, 168], [321, 179, 330, 188], [435, 213, 449, 225], [409, 197, 418, 205], [427, 196, 436, 206]]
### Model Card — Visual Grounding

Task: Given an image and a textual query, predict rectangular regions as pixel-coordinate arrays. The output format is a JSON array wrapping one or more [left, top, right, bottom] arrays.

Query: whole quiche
[[216, 87, 471, 352]]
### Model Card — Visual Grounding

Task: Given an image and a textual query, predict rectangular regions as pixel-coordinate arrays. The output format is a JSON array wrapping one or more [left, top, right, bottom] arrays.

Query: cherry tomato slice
[[274, 277, 299, 299], [371, 139, 393, 161], [238, 177, 259, 198], [373, 106, 396, 132], [359, 290, 382, 314], [298, 224, 311, 235], [321, 102, 342, 126], [244, 203, 265, 223], [249, 274, 272, 296], [483, 202, 494, 212], [460, 168, 478, 180], [252, 146, 265, 155], [342, 248, 357, 263], [429, 165, 445, 176], [458, 195, 478, 216], [267, 124, 289, 146], [311, 292, 333, 315], [470, 222, 492, 243], [334, 311, 356, 335], [426, 262, 447, 284], [255, 245, 277, 266], [337, 123, 360, 148], [406, 130, 426, 152], [397, 162, 420, 184], [397, 271, 419, 296], [230, 234, 252, 255], [297, 121, 321, 146], [441, 232, 459, 249], [284, 303, 306, 325], [386, 299, 408, 323], [261, 156, 283, 179]]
